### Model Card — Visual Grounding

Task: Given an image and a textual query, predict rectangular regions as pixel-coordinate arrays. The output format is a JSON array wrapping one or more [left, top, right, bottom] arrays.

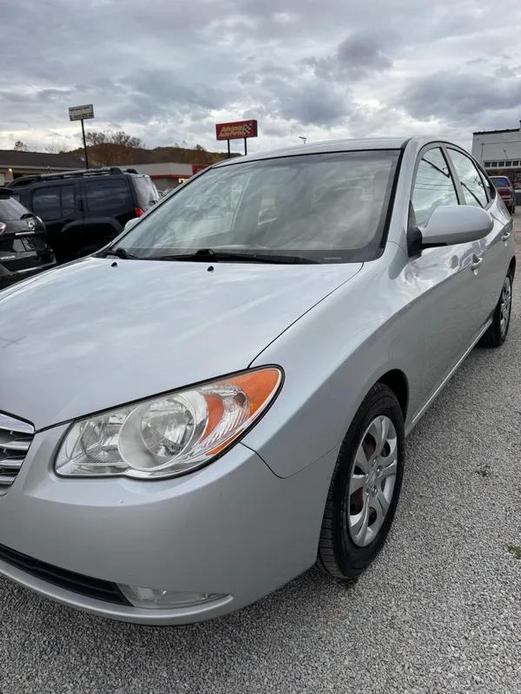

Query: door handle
[[470, 255, 483, 272], [502, 230, 512, 241]]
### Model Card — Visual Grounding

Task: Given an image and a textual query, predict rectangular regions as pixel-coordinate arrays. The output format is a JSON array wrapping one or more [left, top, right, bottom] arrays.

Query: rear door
[[445, 147, 511, 325]]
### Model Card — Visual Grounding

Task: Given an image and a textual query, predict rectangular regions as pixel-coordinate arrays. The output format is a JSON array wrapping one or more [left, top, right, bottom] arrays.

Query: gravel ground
[[1, 226, 520, 694]]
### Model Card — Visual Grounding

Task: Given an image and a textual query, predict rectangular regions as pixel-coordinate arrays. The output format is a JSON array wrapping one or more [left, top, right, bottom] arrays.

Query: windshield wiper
[[150, 248, 318, 264], [98, 247, 138, 260]]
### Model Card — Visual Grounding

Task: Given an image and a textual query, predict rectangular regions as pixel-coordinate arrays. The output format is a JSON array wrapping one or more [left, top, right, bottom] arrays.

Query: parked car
[[7, 167, 159, 262], [490, 175, 516, 214], [0, 187, 56, 288], [0, 137, 514, 625]]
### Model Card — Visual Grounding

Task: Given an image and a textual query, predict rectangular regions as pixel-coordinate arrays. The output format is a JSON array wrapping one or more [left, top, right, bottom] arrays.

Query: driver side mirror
[[408, 205, 493, 256]]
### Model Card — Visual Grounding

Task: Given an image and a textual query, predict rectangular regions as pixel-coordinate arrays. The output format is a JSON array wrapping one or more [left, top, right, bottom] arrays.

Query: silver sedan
[[0, 137, 514, 624]]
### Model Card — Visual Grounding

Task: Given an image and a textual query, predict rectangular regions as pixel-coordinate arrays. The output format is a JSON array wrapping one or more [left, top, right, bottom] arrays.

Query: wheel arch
[[376, 369, 409, 419], [508, 256, 516, 279]]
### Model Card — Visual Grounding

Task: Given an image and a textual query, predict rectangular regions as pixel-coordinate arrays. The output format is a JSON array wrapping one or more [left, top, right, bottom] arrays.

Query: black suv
[[0, 188, 56, 288], [8, 168, 159, 262]]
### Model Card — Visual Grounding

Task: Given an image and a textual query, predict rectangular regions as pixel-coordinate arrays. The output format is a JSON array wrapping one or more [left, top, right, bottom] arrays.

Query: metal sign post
[[80, 119, 89, 169], [216, 119, 258, 158], [69, 104, 94, 170]]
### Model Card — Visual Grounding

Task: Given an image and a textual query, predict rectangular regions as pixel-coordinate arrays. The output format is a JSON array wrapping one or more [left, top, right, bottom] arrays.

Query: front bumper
[[0, 424, 334, 625]]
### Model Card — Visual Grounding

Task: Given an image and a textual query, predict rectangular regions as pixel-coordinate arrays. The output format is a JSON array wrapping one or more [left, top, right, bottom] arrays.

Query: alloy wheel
[[347, 415, 398, 547], [500, 276, 512, 339]]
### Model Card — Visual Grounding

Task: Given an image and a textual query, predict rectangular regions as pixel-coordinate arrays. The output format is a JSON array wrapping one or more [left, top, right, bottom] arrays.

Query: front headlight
[[55, 367, 282, 479]]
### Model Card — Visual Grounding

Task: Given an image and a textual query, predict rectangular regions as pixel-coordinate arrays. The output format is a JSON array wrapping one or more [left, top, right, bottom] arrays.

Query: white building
[[472, 125, 521, 187]]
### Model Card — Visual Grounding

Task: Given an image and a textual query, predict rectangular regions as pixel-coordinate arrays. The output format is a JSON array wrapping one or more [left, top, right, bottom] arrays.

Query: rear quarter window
[[84, 177, 132, 215], [490, 177, 510, 187], [132, 176, 159, 208], [0, 196, 28, 221]]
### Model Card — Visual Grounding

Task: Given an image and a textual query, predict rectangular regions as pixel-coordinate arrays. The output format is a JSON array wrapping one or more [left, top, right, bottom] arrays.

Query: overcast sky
[[1, 0, 521, 155]]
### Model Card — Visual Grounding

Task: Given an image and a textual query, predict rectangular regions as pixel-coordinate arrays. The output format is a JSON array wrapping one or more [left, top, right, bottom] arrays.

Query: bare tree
[[85, 130, 142, 148], [14, 140, 28, 152]]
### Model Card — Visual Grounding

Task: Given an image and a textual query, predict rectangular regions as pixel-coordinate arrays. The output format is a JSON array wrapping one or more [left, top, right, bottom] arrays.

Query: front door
[[407, 145, 483, 409]]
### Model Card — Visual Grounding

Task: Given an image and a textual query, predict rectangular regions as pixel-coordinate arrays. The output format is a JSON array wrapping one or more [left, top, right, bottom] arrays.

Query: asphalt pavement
[[1, 221, 520, 694]]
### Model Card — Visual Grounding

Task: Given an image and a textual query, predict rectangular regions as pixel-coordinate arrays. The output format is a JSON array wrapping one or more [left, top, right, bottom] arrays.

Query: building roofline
[[0, 164, 78, 171], [473, 128, 521, 135]]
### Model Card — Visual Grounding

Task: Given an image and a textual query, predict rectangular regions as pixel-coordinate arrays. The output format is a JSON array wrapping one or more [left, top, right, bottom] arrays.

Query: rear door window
[[411, 147, 459, 227], [448, 149, 488, 208], [0, 196, 28, 221], [84, 178, 131, 215], [479, 171, 495, 201]]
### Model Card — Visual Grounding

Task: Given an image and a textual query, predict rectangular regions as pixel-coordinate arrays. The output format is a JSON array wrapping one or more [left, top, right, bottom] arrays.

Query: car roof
[[6, 167, 144, 189], [214, 137, 412, 167]]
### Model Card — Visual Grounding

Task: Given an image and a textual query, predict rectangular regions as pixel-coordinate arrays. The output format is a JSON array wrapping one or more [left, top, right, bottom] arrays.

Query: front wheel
[[480, 273, 513, 348], [318, 383, 405, 580]]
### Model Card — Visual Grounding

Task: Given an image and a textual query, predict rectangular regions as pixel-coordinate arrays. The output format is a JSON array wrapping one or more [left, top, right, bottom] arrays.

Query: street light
[[298, 136, 307, 145]]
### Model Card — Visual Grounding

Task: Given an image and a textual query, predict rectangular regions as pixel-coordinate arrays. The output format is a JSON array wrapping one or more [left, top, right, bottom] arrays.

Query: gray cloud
[[400, 71, 521, 121], [1, 0, 521, 152], [337, 33, 392, 74]]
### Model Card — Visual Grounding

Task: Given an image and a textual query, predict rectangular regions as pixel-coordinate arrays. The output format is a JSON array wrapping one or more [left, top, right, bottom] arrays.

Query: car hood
[[0, 257, 362, 429]]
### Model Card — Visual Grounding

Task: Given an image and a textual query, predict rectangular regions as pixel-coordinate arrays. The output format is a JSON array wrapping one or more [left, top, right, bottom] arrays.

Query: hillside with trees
[[68, 130, 235, 167]]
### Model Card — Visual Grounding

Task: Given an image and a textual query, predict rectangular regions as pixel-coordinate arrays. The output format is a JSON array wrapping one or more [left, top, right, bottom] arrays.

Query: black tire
[[511, 205, 516, 215], [480, 272, 513, 348], [318, 383, 405, 580]]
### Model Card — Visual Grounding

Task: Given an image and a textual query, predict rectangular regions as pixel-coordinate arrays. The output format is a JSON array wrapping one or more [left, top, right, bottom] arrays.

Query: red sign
[[216, 119, 258, 141]]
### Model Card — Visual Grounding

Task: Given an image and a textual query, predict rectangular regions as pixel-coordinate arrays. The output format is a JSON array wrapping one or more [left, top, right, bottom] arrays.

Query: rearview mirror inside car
[[408, 205, 493, 256]]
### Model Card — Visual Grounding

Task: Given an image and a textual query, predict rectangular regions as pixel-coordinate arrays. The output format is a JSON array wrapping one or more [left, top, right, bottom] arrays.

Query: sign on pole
[[215, 119, 258, 157], [68, 104, 94, 121], [68, 104, 94, 169]]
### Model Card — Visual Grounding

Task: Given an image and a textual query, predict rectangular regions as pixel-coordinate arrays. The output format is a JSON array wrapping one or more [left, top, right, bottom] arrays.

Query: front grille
[[0, 412, 34, 491], [0, 542, 131, 605]]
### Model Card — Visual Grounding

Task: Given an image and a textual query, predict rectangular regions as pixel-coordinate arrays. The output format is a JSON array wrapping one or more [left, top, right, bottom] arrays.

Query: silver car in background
[[0, 137, 514, 624]]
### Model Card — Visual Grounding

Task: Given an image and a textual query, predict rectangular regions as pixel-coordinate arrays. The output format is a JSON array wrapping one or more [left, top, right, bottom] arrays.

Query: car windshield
[[115, 150, 400, 264], [0, 195, 28, 221]]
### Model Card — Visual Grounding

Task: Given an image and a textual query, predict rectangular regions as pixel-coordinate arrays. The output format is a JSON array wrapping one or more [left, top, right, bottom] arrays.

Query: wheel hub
[[347, 414, 398, 548]]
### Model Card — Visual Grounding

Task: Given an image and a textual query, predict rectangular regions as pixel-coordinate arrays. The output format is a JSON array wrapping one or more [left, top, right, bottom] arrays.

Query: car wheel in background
[[318, 383, 405, 580], [74, 244, 104, 259], [480, 273, 513, 348]]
